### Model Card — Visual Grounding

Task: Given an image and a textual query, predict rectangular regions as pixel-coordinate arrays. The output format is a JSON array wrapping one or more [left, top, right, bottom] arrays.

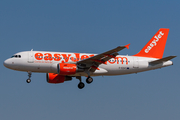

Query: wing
[[77, 44, 130, 71]]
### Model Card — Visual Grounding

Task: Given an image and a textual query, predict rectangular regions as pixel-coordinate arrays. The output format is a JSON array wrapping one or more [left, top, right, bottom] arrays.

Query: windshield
[[11, 55, 21, 58]]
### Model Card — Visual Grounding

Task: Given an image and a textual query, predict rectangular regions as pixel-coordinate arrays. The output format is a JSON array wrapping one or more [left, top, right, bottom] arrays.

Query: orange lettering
[[81, 55, 89, 60], [71, 53, 80, 62], [108, 59, 116, 64], [89, 54, 95, 57], [61, 54, 71, 62], [44, 53, 53, 61], [116, 57, 128, 65], [35, 53, 43, 60], [54, 54, 61, 61]]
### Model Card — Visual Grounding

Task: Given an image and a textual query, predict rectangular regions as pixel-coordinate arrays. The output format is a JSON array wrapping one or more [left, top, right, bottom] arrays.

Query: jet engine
[[57, 63, 84, 75], [46, 73, 72, 84]]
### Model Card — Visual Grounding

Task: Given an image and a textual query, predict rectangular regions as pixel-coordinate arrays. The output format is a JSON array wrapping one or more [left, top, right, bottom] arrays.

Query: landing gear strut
[[85, 70, 93, 84], [26, 71, 32, 83], [76, 76, 85, 89]]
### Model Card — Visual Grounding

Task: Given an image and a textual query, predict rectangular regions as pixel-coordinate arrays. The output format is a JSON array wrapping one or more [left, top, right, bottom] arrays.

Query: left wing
[[77, 44, 130, 71]]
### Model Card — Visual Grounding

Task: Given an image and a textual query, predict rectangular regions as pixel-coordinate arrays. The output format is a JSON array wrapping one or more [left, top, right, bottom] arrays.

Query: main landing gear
[[26, 71, 32, 83], [76, 76, 93, 89], [86, 77, 93, 84]]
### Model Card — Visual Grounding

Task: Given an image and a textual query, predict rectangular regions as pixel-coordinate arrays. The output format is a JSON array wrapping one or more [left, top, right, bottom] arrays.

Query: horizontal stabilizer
[[149, 56, 177, 65]]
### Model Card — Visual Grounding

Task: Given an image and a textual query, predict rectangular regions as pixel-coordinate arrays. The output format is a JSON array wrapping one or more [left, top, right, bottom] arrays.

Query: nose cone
[[3, 59, 11, 68], [4, 58, 20, 70]]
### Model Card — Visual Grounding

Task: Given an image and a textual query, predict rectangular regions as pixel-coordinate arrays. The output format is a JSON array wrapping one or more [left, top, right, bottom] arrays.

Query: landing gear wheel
[[26, 79, 31, 83], [86, 77, 93, 84], [26, 71, 32, 83], [78, 82, 85, 89]]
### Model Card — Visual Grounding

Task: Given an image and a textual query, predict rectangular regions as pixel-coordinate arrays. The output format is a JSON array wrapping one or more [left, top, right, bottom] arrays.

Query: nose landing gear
[[26, 71, 32, 83]]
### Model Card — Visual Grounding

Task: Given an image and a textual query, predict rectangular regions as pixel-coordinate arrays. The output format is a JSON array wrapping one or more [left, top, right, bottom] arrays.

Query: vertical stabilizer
[[133, 28, 169, 59]]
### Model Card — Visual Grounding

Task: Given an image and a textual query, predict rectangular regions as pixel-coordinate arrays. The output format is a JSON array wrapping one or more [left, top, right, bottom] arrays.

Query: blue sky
[[0, 0, 180, 120]]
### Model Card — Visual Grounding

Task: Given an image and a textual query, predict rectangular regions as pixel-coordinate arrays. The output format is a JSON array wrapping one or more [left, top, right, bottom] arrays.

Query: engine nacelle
[[57, 63, 83, 75], [46, 73, 72, 84]]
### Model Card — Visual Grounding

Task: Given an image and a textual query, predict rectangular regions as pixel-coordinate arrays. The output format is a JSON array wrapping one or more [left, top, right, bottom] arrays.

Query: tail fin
[[133, 28, 169, 59]]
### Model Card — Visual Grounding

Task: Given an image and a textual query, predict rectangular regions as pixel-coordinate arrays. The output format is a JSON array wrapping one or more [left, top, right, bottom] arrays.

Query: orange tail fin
[[133, 28, 169, 59]]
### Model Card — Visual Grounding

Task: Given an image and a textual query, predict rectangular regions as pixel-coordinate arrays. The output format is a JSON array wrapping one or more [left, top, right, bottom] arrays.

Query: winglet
[[125, 44, 130, 49]]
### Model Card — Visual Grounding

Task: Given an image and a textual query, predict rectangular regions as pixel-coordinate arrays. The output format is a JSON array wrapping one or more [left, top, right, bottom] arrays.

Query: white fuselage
[[3, 51, 173, 76]]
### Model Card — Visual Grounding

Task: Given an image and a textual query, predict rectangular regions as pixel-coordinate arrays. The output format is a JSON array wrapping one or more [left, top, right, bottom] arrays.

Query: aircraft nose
[[3, 59, 11, 68]]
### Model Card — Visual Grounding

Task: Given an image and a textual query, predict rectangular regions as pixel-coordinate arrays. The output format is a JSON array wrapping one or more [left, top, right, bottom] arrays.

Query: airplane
[[3, 28, 176, 89]]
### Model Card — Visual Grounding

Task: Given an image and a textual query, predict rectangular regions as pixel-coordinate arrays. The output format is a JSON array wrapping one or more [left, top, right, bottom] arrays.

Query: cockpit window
[[11, 55, 21, 58]]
